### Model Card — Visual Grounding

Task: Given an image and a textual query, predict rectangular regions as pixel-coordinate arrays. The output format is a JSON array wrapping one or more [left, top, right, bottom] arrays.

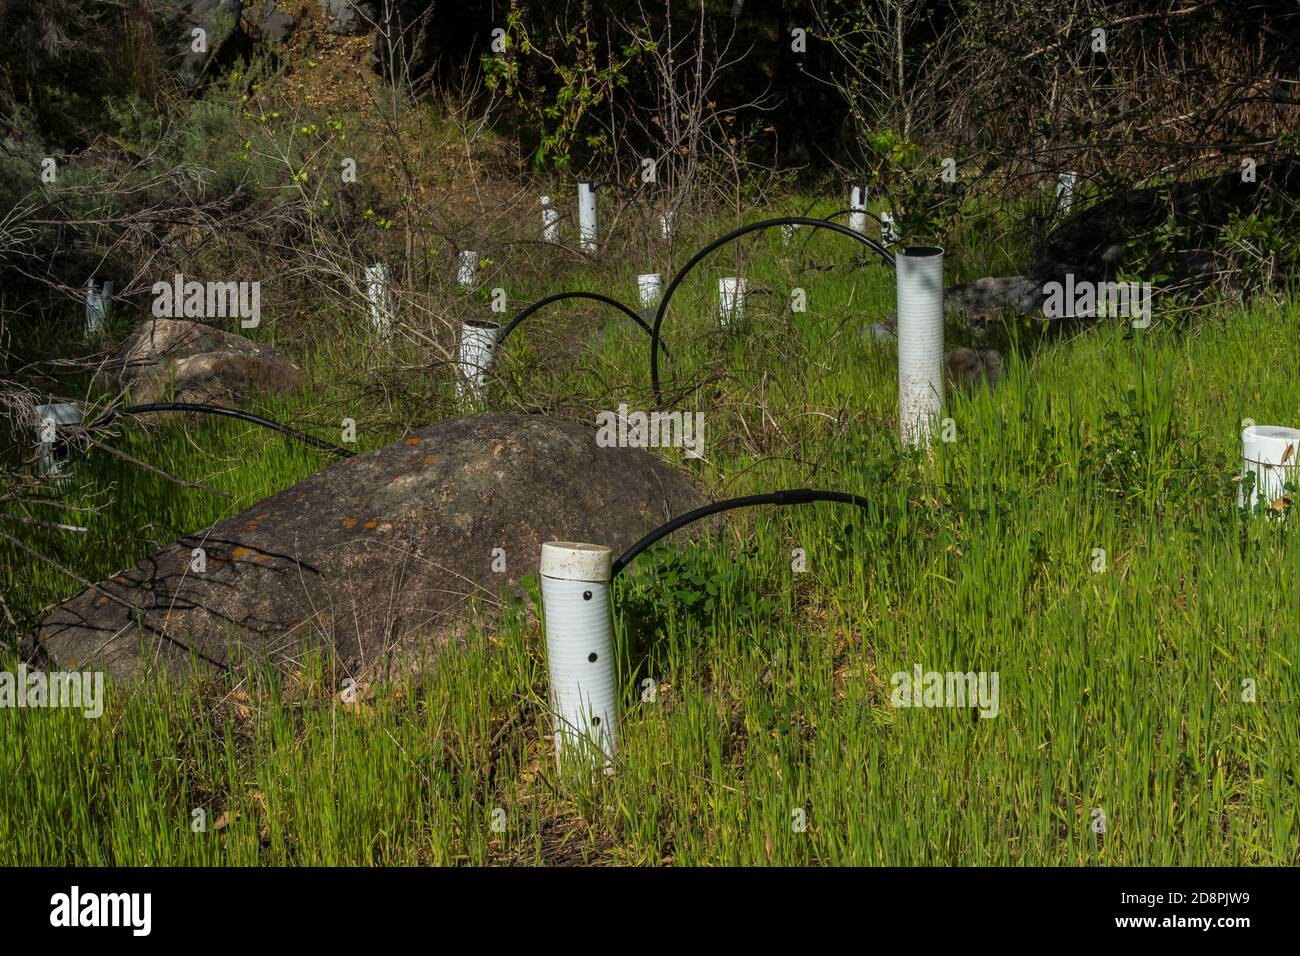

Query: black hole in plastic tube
[[588, 652, 598, 662], [592, 716, 600, 725], [583, 590, 592, 600]]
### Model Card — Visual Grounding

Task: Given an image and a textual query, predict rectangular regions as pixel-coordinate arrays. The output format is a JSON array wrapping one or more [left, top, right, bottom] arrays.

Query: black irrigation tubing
[[649, 216, 897, 404], [610, 488, 872, 580], [818, 206, 887, 229], [584, 177, 642, 200], [793, 207, 889, 262], [97, 403, 357, 458], [495, 290, 668, 358]]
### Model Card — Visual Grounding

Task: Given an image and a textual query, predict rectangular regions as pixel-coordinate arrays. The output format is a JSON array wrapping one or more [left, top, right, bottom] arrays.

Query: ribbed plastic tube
[[86, 278, 112, 336], [541, 195, 560, 242], [719, 277, 747, 327], [456, 319, 499, 401], [364, 264, 392, 336], [457, 250, 478, 288], [34, 402, 83, 478], [638, 273, 663, 308], [540, 541, 618, 768], [1056, 172, 1077, 214], [849, 183, 869, 234], [578, 182, 598, 253], [895, 246, 945, 447], [1240, 425, 1300, 511], [880, 212, 898, 246]]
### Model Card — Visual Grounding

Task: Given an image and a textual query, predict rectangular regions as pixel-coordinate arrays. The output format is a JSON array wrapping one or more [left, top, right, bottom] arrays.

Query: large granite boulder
[[886, 159, 1300, 330], [1029, 159, 1300, 287], [157, 0, 244, 86], [100, 319, 306, 405], [33, 414, 712, 682]]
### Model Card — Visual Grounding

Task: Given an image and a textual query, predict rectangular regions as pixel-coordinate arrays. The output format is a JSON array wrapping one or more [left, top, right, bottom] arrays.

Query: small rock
[[319, 0, 377, 35], [870, 274, 1047, 337], [947, 276, 1045, 319], [867, 318, 896, 343], [246, 0, 295, 44], [944, 348, 1004, 391], [100, 319, 305, 405]]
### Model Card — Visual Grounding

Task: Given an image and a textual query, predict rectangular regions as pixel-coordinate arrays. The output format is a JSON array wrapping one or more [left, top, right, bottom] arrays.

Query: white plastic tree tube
[[541, 195, 560, 242], [85, 278, 112, 336], [578, 182, 598, 253], [880, 212, 899, 247], [364, 264, 392, 336], [659, 210, 673, 240], [638, 273, 663, 308], [34, 402, 83, 478], [895, 246, 945, 448], [457, 250, 479, 288], [1056, 171, 1078, 215], [719, 277, 747, 327], [540, 541, 618, 769], [1239, 425, 1300, 511], [849, 182, 870, 234], [456, 319, 498, 401]]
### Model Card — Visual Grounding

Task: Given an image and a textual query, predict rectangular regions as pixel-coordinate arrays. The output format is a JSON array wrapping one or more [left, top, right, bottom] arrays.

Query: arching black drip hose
[[97, 403, 356, 458], [610, 488, 871, 579], [792, 208, 890, 261], [649, 216, 896, 404], [818, 207, 887, 230], [496, 290, 665, 353]]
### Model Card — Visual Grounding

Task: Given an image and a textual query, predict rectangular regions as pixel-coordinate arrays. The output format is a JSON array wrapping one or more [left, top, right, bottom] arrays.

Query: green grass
[[1, 199, 1297, 865]]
